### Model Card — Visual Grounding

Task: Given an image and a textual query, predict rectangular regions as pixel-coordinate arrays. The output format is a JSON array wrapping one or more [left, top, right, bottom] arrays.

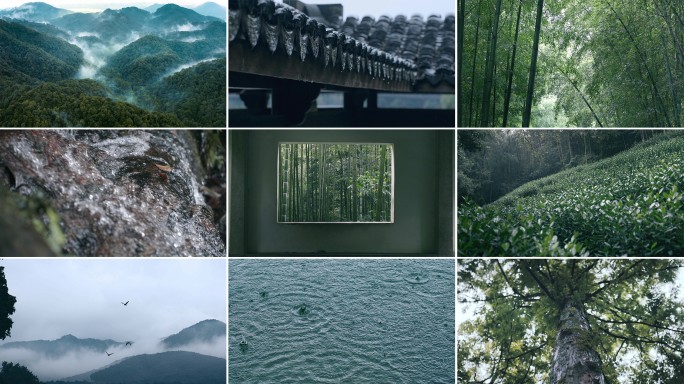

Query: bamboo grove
[[278, 143, 392, 223], [459, 0, 684, 127]]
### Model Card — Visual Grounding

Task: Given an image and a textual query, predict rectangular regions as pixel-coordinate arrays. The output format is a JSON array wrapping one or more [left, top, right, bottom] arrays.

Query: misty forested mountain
[[0, 2, 226, 127], [161, 319, 226, 348], [0, 2, 72, 22], [0, 319, 226, 382], [0, 334, 124, 357]]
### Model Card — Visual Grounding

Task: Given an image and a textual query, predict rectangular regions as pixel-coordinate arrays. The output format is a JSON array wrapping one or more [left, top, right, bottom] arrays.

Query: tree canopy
[[458, 259, 684, 383], [0, 267, 15, 341], [0, 362, 40, 384], [459, 0, 684, 127]]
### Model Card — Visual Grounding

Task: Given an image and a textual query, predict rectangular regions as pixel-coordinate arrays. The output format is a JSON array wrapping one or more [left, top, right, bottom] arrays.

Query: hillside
[[152, 58, 226, 127], [68, 351, 226, 384], [100, 35, 223, 87], [458, 132, 684, 256], [0, 19, 83, 82], [0, 79, 183, 127]]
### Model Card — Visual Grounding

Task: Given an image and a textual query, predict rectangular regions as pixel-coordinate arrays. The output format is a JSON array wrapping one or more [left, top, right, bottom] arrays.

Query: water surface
[[229, 259, 455, 383]]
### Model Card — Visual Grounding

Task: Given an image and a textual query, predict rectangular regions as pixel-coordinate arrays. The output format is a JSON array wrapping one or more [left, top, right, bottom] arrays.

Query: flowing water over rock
[[0, 130, 224, 256], [229, 259, 455, 383]]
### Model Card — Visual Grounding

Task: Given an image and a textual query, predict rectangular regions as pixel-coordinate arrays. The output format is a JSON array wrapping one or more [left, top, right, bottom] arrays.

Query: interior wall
[[231, 130, 450, 255]]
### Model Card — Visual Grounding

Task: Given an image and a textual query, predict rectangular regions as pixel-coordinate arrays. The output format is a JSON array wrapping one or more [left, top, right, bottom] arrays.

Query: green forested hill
[[0, 19, 82, 81], [0, 79, 182, 127], [458, 132, 684, 256], [153, 58, 226, 127], [100, 34, 223, 87]]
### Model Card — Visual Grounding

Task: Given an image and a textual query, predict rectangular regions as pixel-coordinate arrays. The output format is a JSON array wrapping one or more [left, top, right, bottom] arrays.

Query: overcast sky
[[0, 1, 227, 12], [0, 0, 453, 17]]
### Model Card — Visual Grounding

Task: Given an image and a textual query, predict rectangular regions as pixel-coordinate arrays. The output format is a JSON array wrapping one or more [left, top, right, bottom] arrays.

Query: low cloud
[[70, 31, 144, 80], [162, 336, 227, 359], [0, 335, 225, 381], [161, 58, 215, 79]]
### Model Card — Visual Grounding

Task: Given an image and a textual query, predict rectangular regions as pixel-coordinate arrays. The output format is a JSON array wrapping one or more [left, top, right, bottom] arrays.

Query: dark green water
[[229, 259, 455, 383]]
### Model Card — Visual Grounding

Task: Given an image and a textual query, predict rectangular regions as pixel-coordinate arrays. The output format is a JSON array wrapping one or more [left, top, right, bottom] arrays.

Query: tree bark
[[550, 299, 606, 384]]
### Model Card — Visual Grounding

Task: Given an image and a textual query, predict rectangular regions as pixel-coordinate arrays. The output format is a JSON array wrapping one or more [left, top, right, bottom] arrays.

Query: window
[[278, 143, 394, 223]]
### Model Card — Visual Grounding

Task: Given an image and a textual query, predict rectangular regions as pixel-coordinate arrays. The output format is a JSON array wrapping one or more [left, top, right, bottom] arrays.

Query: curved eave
[[229, 39, 414, 92]]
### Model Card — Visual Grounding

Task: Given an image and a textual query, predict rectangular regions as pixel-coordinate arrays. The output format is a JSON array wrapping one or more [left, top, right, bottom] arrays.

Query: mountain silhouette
[[192, 2, 226, 20], [0, 334, 124, 358], [0, 2, 72, 22]]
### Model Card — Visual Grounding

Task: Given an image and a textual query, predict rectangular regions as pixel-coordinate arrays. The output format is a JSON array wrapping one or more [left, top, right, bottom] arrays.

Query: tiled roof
[[229, 0, 454, 91]]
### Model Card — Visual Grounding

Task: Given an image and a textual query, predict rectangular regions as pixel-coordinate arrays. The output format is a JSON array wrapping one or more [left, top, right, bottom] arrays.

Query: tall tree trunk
[[661, 31, 681, 127], [376, 146, 386, 221], [458, 0, 465, 126], [320, 144, 326, 221], [503, 0, 523, 127], [479, 0, 503, 127], [554, 64, 604, 127], [550, 299, 606, 384], [468, 0, 483, 127], [522, 0, 544, 127]]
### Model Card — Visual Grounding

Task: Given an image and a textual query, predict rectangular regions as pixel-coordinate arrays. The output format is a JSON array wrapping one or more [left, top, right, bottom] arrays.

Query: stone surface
[[0, 130, 225, 257]]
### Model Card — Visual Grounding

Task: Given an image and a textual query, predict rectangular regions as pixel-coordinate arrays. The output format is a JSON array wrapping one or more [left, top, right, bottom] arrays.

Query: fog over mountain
[[0, 259, 226, 381], [0, 1, 226, 127]]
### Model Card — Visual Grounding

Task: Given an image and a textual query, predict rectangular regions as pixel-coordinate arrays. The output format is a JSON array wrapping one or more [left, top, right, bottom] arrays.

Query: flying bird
[[125, 341, 133, 346], [121, 301, 129, 306], [106, 352, 113, 356]]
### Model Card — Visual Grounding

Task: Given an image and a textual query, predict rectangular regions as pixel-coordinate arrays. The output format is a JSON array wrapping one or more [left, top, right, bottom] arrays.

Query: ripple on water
[[229, 259, 455, 384], [405, 274, 430, 285]]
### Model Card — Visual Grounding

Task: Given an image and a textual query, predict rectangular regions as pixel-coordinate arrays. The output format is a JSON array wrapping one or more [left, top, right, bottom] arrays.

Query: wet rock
[[0, 130, 225, 257]]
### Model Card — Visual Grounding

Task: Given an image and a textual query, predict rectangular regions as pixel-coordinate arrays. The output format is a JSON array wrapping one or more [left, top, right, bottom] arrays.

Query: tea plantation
[[458, 132, 684, 256]]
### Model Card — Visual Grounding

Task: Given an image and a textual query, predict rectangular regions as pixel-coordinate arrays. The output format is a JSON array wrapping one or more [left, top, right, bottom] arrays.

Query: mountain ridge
[[161, 319, 226, 348], [0, 333, 124, 358], [0, 2, 73, 22]]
